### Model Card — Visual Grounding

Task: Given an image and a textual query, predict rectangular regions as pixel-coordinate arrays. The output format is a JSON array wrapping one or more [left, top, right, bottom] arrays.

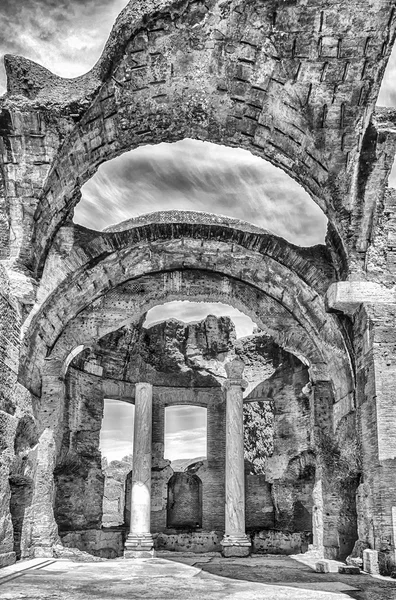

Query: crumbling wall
[[167, 472, 202, 529], [54, 367, 104, 532], [0, 266, 35, 566], [102, 459, 132, 527]]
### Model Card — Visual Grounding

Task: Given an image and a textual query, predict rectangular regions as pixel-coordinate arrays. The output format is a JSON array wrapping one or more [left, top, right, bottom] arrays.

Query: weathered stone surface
[[2, 0, 396, 568], [54, 540, 109, 561], [102, 460, 132, 527], [338, 565, 360, 575], [316, 561, 330, 573], [154, 531, 222, 553], [363, 549, 380, 575], [253, 530, 310, 555]]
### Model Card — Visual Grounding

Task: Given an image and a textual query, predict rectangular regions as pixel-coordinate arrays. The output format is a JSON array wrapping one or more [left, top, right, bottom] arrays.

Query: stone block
[[316, 560, 330, 573], [252, 530, 310, 555], [363, 549, 379, 574], [346, 557, 363, 569], [124, 549, 156, 559], [0, 552, 16, 568], [221, 545, 251, 558], [154, 531, 222, 553], [338, 566, 360, 574]]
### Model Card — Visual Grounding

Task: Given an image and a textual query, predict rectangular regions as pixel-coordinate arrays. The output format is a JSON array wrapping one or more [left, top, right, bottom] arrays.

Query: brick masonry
[[1, 0, 396, 573]]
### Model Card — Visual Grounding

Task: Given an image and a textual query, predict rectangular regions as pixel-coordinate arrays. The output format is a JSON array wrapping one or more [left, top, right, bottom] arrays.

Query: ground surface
[[0, 554, 396, 600]]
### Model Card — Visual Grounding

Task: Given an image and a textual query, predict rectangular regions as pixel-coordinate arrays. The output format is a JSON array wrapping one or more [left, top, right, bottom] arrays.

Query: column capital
[[225, 358, 245, 379], [135, 382, 153, 393], [223, 378, 248, 391]]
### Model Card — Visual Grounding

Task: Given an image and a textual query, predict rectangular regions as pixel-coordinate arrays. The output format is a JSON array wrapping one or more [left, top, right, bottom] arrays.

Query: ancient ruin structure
[[1, 0, 396, 575]]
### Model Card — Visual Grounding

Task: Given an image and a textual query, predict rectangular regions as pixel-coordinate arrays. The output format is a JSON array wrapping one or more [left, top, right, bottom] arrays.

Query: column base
[[124, 533, 155, 559], [221, 534, 251, 557]]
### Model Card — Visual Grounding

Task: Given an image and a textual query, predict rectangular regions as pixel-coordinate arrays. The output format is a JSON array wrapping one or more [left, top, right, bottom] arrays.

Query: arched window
[[74, 140, 327, 247]]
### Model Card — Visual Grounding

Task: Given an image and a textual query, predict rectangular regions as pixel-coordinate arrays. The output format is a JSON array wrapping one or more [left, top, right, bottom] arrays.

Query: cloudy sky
[[2, 0, 396, 461], [100, 399, 207, 462]]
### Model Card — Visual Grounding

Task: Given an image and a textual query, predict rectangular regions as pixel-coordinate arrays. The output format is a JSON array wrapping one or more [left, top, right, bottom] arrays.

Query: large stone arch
[[19, 217, 353, 405], [42, 269, 353, 408], [7, 0, 393, 275]]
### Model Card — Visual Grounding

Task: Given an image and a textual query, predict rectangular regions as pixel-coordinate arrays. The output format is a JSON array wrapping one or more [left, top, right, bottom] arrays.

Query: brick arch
[[25, 268, 353, 416], [49, 270, 324, 374], [19, 220, 353, 403], [24, 0, 396, 276]]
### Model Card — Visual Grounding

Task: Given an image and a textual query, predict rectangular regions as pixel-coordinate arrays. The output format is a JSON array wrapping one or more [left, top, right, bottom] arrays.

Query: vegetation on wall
[[243, 400, 274, 474]]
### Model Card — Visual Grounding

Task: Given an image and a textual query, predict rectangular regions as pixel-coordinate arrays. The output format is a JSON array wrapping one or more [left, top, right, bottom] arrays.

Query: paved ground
[[0, 554, 395, 600]]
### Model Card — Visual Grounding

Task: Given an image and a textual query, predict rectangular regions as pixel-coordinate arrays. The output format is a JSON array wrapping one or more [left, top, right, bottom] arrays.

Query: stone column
[[221, 359, 251, 557], [354, 302, 396, 571], [124, 382, 154, 558]]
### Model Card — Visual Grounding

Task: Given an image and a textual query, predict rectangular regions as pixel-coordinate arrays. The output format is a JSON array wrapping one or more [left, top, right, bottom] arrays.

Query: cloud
[[100, 399, 207, 462], [0, 0, 128, 94], [100, 399, 134, 460], [76, 139, 328, 246], [164, 426, 207, 461], [378, 45, 396, 108]]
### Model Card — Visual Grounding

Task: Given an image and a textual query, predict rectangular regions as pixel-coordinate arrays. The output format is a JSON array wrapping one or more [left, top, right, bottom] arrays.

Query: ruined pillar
[[24, 360, 64, 558], [221, 359, 251, 557], [124, 382, 154, 558], [327, 284, 396, 572], [54, 367, 104, 533], [354, 302, 396, 573]]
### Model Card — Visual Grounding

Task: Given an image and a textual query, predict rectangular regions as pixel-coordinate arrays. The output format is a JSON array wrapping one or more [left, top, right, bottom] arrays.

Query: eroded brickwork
[[1, 0, 396, 572]]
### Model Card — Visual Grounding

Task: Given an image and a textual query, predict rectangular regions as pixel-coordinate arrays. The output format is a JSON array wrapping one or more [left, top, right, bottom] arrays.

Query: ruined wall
[[0, 266, 36, 566], [102, 459, 132, 527], [150, 386, 226, 533], [54, 367, 104, 532], [167, 472, 202, 529], [354, 302, 396, 573], [1, 0, 396, 567], [245, 475, 274, 530]]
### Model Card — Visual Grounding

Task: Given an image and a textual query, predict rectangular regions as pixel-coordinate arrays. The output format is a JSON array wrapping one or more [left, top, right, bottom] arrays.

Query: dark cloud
[[0, 0, 128, 94]]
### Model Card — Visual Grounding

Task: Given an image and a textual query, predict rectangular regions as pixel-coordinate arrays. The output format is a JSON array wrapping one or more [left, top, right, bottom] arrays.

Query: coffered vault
[[1, 0, 396, 575]]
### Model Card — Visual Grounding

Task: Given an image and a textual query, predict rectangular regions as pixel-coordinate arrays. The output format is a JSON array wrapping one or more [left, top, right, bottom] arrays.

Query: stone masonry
[[1, 0, 396, 575]]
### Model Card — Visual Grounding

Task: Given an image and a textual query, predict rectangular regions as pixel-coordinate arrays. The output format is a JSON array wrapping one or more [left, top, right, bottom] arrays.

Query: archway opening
[[73, 140, 328, 247], [144, 300, 256, 340], [100, 399, 134, 529], [164, 406, 207, 466]]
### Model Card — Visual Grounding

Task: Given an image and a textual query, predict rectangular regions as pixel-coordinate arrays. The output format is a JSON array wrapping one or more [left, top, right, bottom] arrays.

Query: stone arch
[[19, 218, 353, 400], [20, 0, 395, 274], [22, 273, 353, 419]]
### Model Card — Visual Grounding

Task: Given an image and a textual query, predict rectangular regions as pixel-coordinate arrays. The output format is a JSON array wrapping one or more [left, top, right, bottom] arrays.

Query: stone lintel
[[326, 282, 395, 316]]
